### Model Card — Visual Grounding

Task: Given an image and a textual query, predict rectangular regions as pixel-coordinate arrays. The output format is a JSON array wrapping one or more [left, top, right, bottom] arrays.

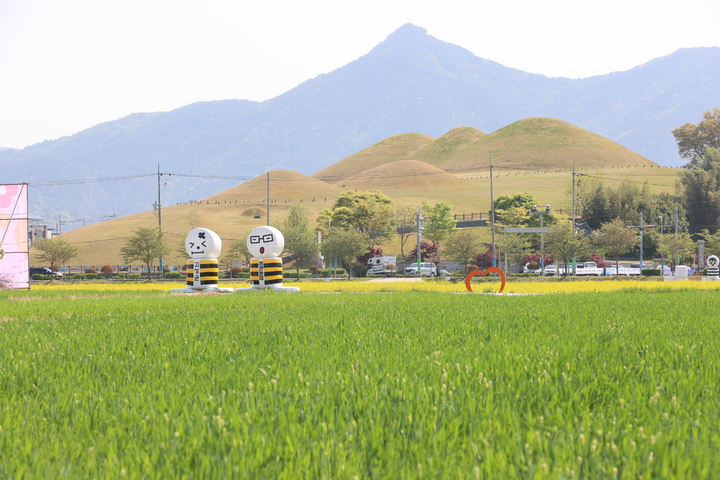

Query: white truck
[[404, 262, 438, 277], [572, 261, 605, 276], [545, 262, 605, 276], [604, 264, 642, 276], [366, 256, 398, 276]]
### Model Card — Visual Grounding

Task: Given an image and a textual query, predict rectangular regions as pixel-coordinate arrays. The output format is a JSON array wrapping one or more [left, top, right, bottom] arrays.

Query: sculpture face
[[185, 228, 222, 258], [247, 226, 284, 258], [708, 255, 719, 268]]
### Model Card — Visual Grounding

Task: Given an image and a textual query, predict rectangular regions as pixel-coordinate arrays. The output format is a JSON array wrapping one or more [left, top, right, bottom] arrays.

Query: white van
[[404, 262, 438, 277]]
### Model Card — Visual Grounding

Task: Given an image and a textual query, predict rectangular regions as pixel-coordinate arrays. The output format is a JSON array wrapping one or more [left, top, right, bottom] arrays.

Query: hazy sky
[[1, 0, 718, 149]]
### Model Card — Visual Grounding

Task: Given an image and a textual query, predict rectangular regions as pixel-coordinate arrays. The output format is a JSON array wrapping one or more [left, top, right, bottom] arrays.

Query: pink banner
[[0, 184, 29, 289]]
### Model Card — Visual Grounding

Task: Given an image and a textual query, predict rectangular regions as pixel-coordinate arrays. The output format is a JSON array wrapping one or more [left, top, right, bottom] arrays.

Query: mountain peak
[[387, 23, 428, 38]]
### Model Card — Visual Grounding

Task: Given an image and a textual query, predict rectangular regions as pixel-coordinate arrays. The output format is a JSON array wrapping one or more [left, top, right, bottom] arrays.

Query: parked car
[[29, 267, 64, 278], [542, 265, 558, 276], [404, 262, 438, 277]]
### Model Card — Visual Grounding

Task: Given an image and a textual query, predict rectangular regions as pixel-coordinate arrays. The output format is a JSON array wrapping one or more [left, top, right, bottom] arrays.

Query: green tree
[[283, 204, 319, 279], [395, 206, 417, 258], [494, 193, 559, 227], [120, 227, 172, 281], [321, 229, 369, 277], [656, 231, 696, 268], [545, 221, 590, 275], [592, 218, 638, 275], [32, 237, 79, 273], [672, 108, 720, 162], [496, 233, 531, 277], [678, 147, 720, 233], [700, 228, 720, 256], [441, 229, 484, 264], [421, 202, 457, 242], [317, 191, 395, 247], [221, 234, 252, 271]]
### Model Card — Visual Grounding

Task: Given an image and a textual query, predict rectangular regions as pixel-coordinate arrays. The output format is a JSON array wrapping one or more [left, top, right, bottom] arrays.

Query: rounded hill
[[205, 170, 343, 203], [411, 127, 487, 169], [336, 160, 467, 192], [426, 118, 656, 172], [312, 132, 434, 183]]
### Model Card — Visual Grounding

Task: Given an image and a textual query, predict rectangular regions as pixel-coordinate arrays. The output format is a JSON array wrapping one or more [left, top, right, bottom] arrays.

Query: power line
[[32, 173, 156, 186], [27, 165, 683, 189]]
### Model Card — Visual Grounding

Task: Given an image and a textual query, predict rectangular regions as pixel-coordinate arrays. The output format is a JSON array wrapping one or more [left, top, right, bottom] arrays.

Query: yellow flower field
[[27, 278, 720, 294]]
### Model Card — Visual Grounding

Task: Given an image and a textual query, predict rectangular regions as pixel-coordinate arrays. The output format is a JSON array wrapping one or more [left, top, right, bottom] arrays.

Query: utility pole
[[659, 215, 664, 273], [266, 172, 271, 225], [154, 164, 164, 277], [628, 212, 655, 269], [530, 205, 552, 272], [571, 163, 576, 273], [571, 162, 576, 229], [416, 208, 424, 275], [490, 157, 496, 267], [675, 207, 680, 267]]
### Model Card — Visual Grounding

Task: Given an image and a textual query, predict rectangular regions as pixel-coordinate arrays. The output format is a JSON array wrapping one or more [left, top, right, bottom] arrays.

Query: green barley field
[[1, 289, 719, 479]]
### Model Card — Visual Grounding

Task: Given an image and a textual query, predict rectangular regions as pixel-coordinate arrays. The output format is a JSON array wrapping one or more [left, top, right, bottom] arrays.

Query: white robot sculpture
[[170, 228, 233, 293], [235, 225, 299, 292], [704, 255, 720, 281]]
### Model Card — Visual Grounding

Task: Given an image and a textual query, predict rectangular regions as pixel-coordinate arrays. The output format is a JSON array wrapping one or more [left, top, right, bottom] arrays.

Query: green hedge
[[283, 272, 309, 279], [641, 269, 662, 276], [164, 272, 183, 279], [73, 273, 103, 280], [316, 269, 346, 277]]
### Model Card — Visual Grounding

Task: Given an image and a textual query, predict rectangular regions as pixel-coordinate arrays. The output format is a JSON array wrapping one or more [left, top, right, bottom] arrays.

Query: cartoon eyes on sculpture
[[188, 240, 207, 254], [249, 234, 275, 254]]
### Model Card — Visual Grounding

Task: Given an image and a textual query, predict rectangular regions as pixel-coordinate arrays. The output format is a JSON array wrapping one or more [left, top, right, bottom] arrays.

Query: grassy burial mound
[[408, 126, 488, 172], [204, 169, 343, 205], [428, 117, 656, 173], [312, 132, 434, 183], [336, 160, 469, 192], [314, 119, 654, 183]]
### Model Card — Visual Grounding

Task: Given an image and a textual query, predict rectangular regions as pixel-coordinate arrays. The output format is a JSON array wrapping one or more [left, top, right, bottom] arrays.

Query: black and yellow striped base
[[187, 259, 219, 288], [250, 257, 284, 286]]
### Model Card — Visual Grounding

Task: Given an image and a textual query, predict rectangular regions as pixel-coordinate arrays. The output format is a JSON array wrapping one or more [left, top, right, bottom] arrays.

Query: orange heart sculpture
[[465, 267, 506, 293]]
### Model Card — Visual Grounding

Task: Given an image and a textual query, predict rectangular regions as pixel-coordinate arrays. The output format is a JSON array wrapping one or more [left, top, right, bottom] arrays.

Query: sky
[[1, 0, 719, 150]]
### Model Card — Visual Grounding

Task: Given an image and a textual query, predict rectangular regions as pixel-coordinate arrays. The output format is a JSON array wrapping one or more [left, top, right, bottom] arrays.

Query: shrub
[[84, 267, 97, 274], [641, 269, 662, 276], [74, 273, 102, 280], [308, 265, 318, 274], [128, 274, 141, 280], [466, 264, 479, 272], [284, 272, 308, 279], [164, 272, 182, 279], [100, 265, 114, 274], [527, 261, 540, 270]]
